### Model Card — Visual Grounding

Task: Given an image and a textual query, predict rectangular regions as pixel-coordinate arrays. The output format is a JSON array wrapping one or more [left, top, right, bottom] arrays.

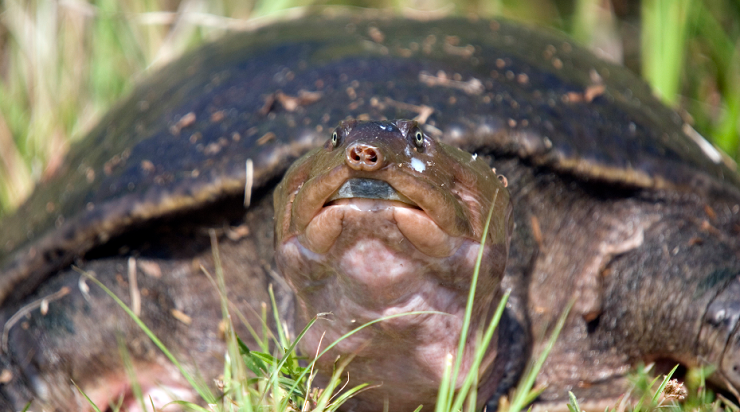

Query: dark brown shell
[[1, 12, 738, 306]]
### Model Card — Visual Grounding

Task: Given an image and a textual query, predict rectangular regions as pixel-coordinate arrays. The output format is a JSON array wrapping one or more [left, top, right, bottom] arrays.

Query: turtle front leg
[[592, 194, 740, 397], [699, 273, 740, 390]]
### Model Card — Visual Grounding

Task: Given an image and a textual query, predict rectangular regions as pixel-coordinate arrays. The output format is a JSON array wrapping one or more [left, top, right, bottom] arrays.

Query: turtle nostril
[[346, 144, 383, 171], [351, 149, 362, 162]]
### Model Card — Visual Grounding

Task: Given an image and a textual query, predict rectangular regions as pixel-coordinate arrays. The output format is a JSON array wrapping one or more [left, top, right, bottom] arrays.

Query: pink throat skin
[[276, 197, 503, 412]]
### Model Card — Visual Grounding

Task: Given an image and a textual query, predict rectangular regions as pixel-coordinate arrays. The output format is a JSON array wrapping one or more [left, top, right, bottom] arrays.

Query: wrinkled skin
[[0, 13, 739, 412], [274, 119, 512, 411]]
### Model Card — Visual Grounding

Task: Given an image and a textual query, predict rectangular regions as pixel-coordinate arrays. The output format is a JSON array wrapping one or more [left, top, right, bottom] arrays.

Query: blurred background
[[0, 0, 738, 218]]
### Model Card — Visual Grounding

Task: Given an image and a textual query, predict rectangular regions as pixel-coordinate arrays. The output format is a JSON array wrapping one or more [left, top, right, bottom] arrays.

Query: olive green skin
[[0, 12, 739, 411]]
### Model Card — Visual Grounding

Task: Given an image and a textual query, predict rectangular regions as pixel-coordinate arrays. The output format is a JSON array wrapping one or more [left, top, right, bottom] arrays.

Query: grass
[[0, 0, 739, 216], [2, 1, 740, 411], [69, 192, 735, 412]]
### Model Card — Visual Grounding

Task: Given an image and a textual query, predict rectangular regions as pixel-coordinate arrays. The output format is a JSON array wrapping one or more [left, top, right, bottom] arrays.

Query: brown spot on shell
[[377, 98, 434, 124], [103, 155, 123, 176], [700, 220, 721, 236], [564, 84, 607, 104], [0, 369, 12, 383], [444, 43, 475, 59], [530, 215, 543, 250], [346, 87, 357, 100], [419, 71, 483, 95], [704, 204, 717, 221], [279, 90, 322, 111], [210, 110, 225, 122], [85, 167, 95, 183], [140, 160, 155, 174], [257, 132, 276, 145], [262, 90, 323, 114], [422, 34, 436, 54], [204, 143, 222, 155], [368, 26, 384, 43], [584, 84, 605, 101], [170, 112, 196, 135], [397, 47, 413, 57]]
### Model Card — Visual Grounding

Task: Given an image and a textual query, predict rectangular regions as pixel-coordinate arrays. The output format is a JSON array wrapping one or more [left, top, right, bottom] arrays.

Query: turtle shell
[[1, 12, 738, 307]]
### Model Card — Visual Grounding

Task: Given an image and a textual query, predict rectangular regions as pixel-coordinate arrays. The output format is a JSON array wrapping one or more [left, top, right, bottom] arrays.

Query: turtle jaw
[[284, 162, 474, 255], [326, 178, 419, 207], [302, 178, 463, 257]]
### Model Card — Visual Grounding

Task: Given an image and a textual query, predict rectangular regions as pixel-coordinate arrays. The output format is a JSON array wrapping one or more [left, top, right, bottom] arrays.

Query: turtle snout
[[346, 143, 383, 172]]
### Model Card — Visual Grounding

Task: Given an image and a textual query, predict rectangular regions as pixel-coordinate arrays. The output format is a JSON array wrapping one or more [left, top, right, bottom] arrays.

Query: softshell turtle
[[1, 11, 739, 412]]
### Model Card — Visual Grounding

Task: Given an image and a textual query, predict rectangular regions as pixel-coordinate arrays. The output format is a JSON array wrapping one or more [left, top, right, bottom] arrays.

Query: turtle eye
[[414, 130, 424, 149], [331, 131, 339, 148]]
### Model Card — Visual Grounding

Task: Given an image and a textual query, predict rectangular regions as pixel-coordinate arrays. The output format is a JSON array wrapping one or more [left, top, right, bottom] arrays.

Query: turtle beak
[[326, 178, 419, 207]]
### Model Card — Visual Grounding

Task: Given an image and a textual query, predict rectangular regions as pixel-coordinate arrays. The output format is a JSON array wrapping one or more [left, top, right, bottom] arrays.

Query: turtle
[[1, 11, 739, 412]]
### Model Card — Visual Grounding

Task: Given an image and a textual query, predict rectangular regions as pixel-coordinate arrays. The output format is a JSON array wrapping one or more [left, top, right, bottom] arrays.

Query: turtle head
[[273, 119, 513, 411]]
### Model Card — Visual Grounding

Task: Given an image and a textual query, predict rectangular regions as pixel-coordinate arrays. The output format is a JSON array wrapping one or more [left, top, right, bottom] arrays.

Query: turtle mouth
[[284, 162, 473, 256], [302, 177, 460, 257], [325, 178, 419, 208]]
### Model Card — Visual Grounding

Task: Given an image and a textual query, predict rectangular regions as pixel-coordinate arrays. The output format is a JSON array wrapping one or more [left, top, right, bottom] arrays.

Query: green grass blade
[[651, 364, 680, 405], [77, 269, 216, 404], [116, 334, 146, 412], [327, 383, 372, 412], [210, 231, 252, 408], [198, 264, 265, 350], [449, 291, 510, 412], [163, 400, 213, 412], [283, 310, 448, 411], [269, 284, 289, 352], [263, 314, 320, 406], [567, 390, 581, 412], [641, 0, 694, 105], [447, 188, 500, 409], [508, 298, 573, 412], [313, 355, 355, 411], [435, 353, 454, 412], [71, 380, 103, 412]]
